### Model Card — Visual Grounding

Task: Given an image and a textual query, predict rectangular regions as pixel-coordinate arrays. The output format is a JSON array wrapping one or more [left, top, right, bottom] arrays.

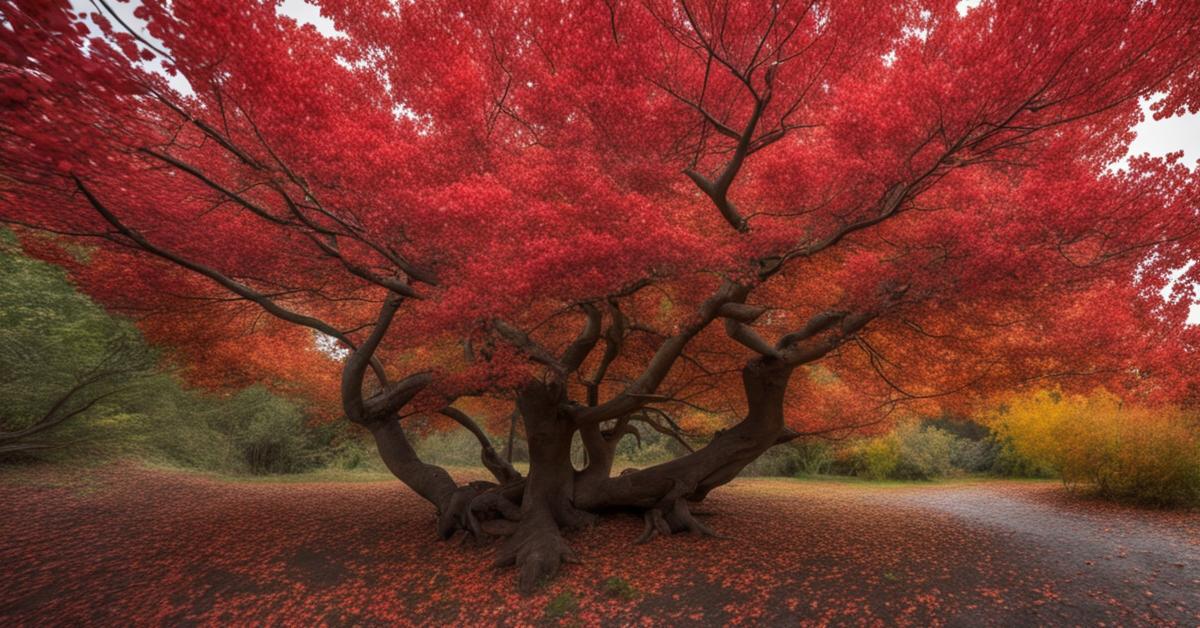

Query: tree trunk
[[494, 381, 587, 593]]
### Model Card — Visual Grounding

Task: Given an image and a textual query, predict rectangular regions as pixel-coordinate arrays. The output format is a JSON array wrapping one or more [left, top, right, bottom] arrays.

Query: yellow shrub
[[989, 389, 1200, 506]]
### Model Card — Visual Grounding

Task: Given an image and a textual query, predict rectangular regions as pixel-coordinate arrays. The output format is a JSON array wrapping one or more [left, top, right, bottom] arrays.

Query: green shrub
[[611, 428, 690, 467], [0, 237, 335, 475], [987, 436, 1053, 478], [854, 434, 901, 480], [846, 424, 957, 481], [220, 389, 317, 474], [414, 427, 504, 468], [316, 425, 384, 471], [0, 235, 155, 455], [742, 440, 835, 477]]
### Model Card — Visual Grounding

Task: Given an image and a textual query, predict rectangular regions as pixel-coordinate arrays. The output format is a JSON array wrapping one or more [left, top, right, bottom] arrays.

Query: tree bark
[[494, 381, 587, 593]]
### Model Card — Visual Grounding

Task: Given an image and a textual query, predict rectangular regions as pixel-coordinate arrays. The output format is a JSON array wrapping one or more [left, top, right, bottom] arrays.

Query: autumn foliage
[[989, 389, 1200, 506], [2, 0, 1200, 590]]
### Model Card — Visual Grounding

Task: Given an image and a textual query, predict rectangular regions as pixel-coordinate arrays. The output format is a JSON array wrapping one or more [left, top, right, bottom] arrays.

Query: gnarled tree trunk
[[438, 355, 800, 592], [493, 382, 585, 592]]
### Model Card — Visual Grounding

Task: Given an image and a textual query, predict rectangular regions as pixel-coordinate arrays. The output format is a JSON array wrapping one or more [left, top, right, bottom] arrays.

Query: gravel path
[[873, 481, 1200, 625]]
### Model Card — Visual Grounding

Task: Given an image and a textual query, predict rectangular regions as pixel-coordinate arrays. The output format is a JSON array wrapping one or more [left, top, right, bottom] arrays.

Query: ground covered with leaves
[[1, 464, 1197, 626]]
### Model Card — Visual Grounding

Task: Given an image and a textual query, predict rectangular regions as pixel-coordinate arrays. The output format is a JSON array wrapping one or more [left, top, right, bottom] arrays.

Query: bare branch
[[440, 407, 522, 484]]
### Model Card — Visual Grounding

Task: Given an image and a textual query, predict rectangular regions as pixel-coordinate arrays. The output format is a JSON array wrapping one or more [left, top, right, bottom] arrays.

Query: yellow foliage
[[988, 389, 1200, 506]]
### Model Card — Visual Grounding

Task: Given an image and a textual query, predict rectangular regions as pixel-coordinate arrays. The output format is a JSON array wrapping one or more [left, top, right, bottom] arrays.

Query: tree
[[0, 231, 156, 455], [2, 0, 1199, 591]]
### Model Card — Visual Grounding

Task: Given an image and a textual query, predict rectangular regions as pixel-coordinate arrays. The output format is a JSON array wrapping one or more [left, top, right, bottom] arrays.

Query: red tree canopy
[[3, 0, 1199, 432]]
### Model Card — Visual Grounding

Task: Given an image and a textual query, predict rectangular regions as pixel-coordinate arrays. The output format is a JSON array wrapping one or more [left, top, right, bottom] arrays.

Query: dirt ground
[[1, 464, 1197, 626]]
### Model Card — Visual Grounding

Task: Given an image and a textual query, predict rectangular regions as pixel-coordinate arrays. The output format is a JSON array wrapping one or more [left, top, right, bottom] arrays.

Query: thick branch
[[342, 297, 402, 424], [559, 303, 602, 374], [493, 319, 566, 375], [440, 407, 522, 484], [572, 280, 749, 425], [723, 317, 781, 358]]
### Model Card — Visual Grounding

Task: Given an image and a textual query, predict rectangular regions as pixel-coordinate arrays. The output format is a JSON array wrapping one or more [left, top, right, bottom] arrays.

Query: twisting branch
[[776, 309, 849, 347], [585, 300, 626, 406], [572, 280, 750, 425], [680, 62, 774, 233], [719, 299, 778, 358], [776, 284, 909, 366], [139, 148, 292, 226], [342, 297, 402, 423], [627, 411, 696, 453], [723, 317, 782, 358], [492, 319, 565, 376], [560, 303, 602, 374], [439, 407, 522, 484]]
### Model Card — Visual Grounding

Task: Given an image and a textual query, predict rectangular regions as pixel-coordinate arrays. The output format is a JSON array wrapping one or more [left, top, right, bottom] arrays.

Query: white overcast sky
[[69, 0, 1200, 323]]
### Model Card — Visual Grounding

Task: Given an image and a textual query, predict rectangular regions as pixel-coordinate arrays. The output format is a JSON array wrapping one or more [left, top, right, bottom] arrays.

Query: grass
[[600, 576, 639, 600], [4, 455, 1060, 490], [757, 473, 1059, 489], [544, 591, 579, 620]]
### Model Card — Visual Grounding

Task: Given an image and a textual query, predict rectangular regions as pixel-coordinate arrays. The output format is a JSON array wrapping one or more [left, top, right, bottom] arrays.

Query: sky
[[66, 0, 1200, 324]]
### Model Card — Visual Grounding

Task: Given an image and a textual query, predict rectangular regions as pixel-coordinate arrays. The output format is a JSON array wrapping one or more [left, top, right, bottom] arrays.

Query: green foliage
[[611, 427, 690, 467], [0, 236, 352, 475], [742, 440, 834, 477], [0, 234, 155, 449], [206, 388, 318, 474], [846, 423, 958, 481], [851, 434, 902, 480], [414, 427, 501, 468], [307, 422, 384, 472], [86, 379, 333, 475], [987, 436, 1053, 478]]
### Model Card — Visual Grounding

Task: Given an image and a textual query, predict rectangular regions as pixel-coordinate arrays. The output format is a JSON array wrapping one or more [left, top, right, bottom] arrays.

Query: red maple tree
[[2, 0, 1199, 591]]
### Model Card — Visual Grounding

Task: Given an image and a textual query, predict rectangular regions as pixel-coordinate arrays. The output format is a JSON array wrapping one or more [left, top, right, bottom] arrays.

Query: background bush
[[991, 389, 1200, 506], [0, 234, 341, 475], [742, 440, 835, 477], [840, 423, 958, 481]]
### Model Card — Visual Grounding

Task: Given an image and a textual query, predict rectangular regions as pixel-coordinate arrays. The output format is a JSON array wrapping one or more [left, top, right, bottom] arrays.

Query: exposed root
[[555, 503, 599, 531], [437, 485, 483, 540], [634, 499, 728, 544], [667, 499, 729, 539], [437, 482, 523, 542], [479, 519, 519, 536], [634, 507, 671, 544], [494, 513, 581, 594]]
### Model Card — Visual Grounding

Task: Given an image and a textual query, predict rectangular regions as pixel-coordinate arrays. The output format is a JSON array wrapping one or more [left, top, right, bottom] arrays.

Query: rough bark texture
[[575, 356, 793, 512], [495, 382, 588, 593]]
